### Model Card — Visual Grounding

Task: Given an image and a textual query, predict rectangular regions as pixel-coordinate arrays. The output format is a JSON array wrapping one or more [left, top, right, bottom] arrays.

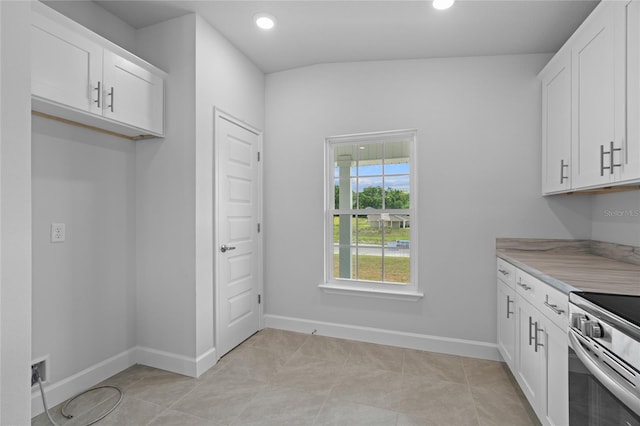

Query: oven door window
[[569, 347, 640, 426]]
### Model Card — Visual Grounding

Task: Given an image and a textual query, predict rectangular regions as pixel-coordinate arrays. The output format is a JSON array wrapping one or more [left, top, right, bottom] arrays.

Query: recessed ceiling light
[[254, 13, 276, 30], [433, 0, 455, 10]]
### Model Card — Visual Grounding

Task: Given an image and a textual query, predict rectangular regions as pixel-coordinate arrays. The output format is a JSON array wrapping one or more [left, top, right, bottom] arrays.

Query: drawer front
[[515, 269, 540, 306], [539, 284, 569, 330], [497, 258, 516, 288]]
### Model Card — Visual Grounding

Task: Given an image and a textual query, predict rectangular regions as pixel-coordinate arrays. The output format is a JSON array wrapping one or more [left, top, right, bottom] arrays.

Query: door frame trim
[[213, 107, 264, 360]]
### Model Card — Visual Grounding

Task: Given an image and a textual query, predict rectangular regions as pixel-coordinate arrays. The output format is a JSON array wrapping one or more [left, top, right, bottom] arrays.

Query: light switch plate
[[51, 223, 65, 242]]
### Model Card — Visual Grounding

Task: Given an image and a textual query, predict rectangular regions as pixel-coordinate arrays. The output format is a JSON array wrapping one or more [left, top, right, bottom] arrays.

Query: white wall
[[31, 117, 136, 382], [134, 13, 265, 371], [591, 191, 640, 246], [1, 2, 32, 424], [194, 15, 264, 357], [135, 14, 198, 362], [264, 55, 593, 353], [29, 3, 139, 417]]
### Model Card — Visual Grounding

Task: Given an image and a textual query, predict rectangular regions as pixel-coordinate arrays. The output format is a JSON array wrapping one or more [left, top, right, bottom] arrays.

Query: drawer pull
[[517, 280, 532, 291], [498, 268, 510, 276], [518, 283, 532, 291], [544, 295, 565, 315]]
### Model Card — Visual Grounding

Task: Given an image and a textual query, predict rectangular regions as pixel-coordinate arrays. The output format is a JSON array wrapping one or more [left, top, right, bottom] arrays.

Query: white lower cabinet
[[515, 295, 545, 407], [497, 259, 569, 426], [497, 279, 516, 370], [542, 318, 569, 426]]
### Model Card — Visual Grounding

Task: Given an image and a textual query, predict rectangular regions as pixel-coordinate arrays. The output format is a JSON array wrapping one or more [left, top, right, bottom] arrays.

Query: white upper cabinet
[[625, 1, 640, 181], [102, 51, 164, 136], [540, 53, 572, 194], [571, 2, 626, 189], [31, 2, 166, 139], [539, 1, 640, 194], [32, 12, 103, 116]]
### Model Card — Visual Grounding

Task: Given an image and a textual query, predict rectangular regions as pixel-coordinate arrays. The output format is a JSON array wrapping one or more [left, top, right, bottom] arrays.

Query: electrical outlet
[[51, 223, 65, 243], [31, 359, 47, 387]]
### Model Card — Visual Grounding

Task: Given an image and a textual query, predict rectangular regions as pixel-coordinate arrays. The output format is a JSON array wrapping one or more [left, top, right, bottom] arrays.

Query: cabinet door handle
[[506, 295, 514, 319], [108, 87, 114, 112], [560, 159, 569, 184], [94, 81, 101, 108], [601, 144, 610, 176], [544, 295, 565, 315], [534, 321, 544, 353], [609, 141, 621, 174], [528, 316, 534, 347]]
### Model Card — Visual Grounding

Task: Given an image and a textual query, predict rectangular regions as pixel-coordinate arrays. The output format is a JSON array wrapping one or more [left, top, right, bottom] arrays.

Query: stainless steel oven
[[568, 292, 640, 426]]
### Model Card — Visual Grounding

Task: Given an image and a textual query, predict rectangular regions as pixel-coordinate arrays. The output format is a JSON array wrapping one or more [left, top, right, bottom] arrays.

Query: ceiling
[[94, 0, 599, 74]]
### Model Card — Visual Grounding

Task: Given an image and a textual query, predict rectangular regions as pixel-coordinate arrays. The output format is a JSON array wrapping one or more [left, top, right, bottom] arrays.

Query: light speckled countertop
[[496, 239, 640, 296]]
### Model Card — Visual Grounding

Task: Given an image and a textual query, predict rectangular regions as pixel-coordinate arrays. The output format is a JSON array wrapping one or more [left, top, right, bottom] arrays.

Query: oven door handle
[[568, 328, 640, 417]]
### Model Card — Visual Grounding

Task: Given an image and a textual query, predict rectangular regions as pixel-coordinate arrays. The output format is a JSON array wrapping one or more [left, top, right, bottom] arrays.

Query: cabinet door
[[542, 320, 569, 426], [625, 1, 640, 182], [515, 295, 544, 416], [571, 2, 626, 188], [103, 50, 164, 135], [497, 279, 516, 370], [31, 13, 103, 115], [541, 53, 572, 194]]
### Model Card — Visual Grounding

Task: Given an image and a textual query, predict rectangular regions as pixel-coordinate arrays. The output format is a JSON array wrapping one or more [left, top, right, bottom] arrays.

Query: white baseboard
[[31, 346, 218, 418], [31, 348, 136, 418], [134, 346, 196, 377], [195, 348, 218, 377], [135, 346, 217, 378], [264, 314, 500, 361]]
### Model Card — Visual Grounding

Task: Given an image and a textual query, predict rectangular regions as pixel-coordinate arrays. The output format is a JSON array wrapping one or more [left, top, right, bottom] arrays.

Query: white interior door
[[215, 110, 262, 358]]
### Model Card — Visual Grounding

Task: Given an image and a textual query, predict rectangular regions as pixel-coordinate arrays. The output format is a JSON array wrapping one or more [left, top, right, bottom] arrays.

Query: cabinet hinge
[[258, 294, 261, 304]]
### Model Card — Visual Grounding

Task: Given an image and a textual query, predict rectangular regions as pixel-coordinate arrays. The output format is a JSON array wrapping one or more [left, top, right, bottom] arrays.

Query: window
[[321, 129, 421, 300]]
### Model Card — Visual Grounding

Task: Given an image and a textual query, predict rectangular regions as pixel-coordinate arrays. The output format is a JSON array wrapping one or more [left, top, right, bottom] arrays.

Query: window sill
[[318, 283, 424, 301]]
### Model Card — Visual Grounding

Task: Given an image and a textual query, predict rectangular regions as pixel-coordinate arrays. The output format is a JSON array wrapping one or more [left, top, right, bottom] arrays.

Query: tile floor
[[32, 329, 540, 426]]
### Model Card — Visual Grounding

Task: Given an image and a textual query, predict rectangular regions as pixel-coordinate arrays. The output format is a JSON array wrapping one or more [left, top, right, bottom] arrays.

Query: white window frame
[[320, 129, 422, 301]]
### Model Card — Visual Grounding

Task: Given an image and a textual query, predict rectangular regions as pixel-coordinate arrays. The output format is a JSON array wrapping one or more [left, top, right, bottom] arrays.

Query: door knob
[[220, 244, 236, 253]]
